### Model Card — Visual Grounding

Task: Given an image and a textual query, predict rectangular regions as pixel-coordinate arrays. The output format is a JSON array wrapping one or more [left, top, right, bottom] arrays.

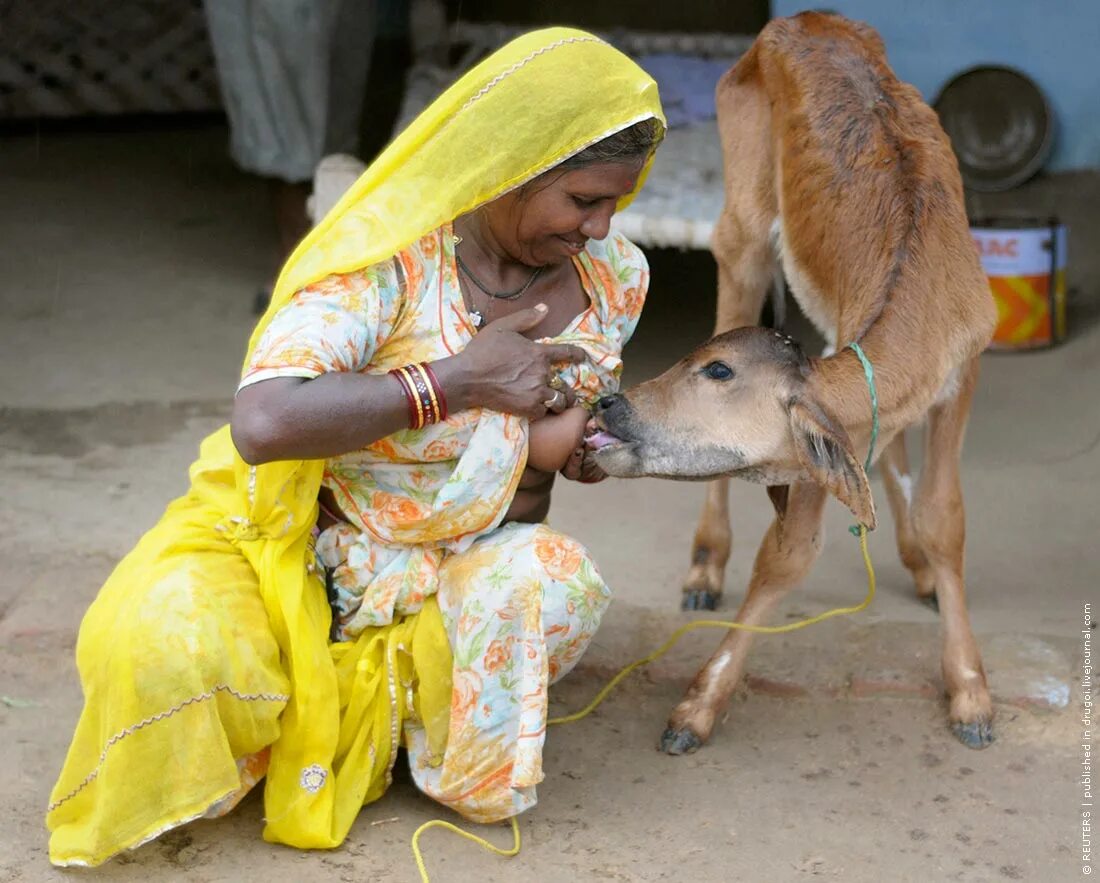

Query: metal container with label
[[971, 217, 1068, 350]]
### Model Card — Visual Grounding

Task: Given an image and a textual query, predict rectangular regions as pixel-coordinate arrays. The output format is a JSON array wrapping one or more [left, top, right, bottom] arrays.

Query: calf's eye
[[703, 361, 734, 381]]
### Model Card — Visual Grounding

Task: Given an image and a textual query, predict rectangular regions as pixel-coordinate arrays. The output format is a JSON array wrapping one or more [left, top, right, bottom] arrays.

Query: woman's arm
[[232, 304, 586, 465], [231, 357, 469, 464]]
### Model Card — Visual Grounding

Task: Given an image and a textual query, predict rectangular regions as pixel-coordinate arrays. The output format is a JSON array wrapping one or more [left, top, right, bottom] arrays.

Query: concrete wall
[[774, 0, 1100, 171]]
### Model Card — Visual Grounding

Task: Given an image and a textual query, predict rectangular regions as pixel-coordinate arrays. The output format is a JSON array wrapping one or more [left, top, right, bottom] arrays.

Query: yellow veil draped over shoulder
[[48, 27, 663, 859]]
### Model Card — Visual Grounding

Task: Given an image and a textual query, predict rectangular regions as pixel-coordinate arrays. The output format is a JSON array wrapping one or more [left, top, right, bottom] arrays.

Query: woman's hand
[[439, 304, 586, 419]]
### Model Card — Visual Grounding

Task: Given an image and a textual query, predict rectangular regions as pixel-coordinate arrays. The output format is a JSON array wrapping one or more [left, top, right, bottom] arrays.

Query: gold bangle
[[395, 366, 425, 428], [413, 363, 441, 425]]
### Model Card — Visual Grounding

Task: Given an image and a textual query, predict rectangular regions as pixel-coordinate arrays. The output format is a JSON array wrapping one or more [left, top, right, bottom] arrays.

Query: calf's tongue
[[585, 430, 623, 451]]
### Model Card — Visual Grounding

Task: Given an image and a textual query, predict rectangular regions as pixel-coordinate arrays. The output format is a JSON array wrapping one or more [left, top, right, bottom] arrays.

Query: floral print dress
[[238, 223, 648, 821]]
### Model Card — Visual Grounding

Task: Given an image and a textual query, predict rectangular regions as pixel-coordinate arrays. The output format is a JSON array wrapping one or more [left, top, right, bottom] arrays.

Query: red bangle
[[420, 361, 448, 422], [389, 367, 422, 429], [389, 362, 448, 429]]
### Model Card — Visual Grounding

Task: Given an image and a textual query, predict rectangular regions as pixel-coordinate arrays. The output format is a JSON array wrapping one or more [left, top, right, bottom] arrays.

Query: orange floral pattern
[[534, 532, 585, 580], [483, 638, 512, 674]]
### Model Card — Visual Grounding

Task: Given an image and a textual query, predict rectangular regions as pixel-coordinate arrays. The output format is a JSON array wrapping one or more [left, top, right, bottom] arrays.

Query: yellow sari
[[46, 27, 663, 866]]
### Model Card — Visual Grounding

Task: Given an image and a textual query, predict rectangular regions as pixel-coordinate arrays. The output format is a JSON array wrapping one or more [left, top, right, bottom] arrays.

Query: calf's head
[[588, 327, 876, 528]]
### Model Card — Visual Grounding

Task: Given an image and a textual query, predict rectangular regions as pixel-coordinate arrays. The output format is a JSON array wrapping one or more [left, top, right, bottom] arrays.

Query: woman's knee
[[528, 523, 608, 589], [439, 522, 612, 637], [527, 527, 612, 666], [486, 523, 608, 592]]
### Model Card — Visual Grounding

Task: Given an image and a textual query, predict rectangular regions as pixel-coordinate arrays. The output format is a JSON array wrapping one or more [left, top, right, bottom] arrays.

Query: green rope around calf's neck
[[846, 341, 878, 537]]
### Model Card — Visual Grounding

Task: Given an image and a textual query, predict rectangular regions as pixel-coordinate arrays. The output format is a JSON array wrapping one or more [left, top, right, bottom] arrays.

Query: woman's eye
[[572, 196, 598, 208], [702, 361, 734, 381]]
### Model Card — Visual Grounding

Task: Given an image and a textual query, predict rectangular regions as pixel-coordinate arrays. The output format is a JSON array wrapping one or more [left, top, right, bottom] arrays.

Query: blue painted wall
[[773, 0, 1100, 171]]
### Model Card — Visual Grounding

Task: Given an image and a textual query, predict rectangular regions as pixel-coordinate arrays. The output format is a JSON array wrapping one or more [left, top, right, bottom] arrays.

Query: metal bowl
[[933, 65, 1054, 192]]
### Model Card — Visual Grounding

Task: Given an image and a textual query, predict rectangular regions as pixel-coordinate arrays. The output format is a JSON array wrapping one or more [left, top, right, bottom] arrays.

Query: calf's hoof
[[949, 682, 995, 749], [682, 589, 720, 611], [681, 555, 724, 611], [660, 726, 703, 755], [952, 718, 995, 749]]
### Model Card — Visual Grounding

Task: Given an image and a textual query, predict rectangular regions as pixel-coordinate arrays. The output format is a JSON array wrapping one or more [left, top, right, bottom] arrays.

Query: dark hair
[[514, 117, 663, 199], [556, 117, 664, 170]]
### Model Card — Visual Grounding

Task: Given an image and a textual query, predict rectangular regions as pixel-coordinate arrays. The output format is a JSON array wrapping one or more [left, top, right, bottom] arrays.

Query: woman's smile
[[557, 233, 588, 254]]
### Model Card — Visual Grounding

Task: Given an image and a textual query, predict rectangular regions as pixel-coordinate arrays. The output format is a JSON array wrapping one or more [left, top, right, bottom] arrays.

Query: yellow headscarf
[[200, 28, 661, 847], [251, 26, 663, 353]]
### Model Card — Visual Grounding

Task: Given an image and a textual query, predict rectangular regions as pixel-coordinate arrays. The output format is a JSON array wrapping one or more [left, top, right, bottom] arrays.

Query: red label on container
[[974, 237, 1019, 258]]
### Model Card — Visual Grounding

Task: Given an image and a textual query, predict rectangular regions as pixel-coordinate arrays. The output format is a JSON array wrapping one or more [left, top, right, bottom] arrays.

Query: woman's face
[[482, 160, 644, 266]]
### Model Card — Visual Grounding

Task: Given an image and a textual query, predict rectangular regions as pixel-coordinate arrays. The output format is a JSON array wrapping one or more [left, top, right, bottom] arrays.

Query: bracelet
[[390, 366, 423, 428], [419, 361, 449, 422], [389, 362, 449, 429]]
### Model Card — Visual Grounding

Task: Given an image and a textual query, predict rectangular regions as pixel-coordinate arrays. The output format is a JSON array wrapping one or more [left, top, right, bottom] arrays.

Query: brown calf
[[589, 12, 997, 753]]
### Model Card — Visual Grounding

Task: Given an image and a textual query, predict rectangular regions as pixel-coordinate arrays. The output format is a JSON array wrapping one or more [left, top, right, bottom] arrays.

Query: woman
[[47, 28, 664, 867]]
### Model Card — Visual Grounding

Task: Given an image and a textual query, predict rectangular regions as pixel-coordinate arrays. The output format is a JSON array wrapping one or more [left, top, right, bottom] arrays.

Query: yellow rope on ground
[[412, 817, 521, 883], [549, 525, 875, 725], [410, 525, 876, 880]]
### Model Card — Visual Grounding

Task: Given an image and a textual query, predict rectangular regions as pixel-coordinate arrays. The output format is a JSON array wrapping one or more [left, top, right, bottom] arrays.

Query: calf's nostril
[[596, 395, 619, 412]]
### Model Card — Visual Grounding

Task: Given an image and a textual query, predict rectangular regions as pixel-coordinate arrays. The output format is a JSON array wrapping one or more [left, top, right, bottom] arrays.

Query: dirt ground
[[1, 119, 1097, 882]]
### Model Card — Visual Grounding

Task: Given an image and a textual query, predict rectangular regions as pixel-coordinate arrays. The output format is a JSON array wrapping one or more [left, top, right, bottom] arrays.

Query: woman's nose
[[579, 208, 613, 241]]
